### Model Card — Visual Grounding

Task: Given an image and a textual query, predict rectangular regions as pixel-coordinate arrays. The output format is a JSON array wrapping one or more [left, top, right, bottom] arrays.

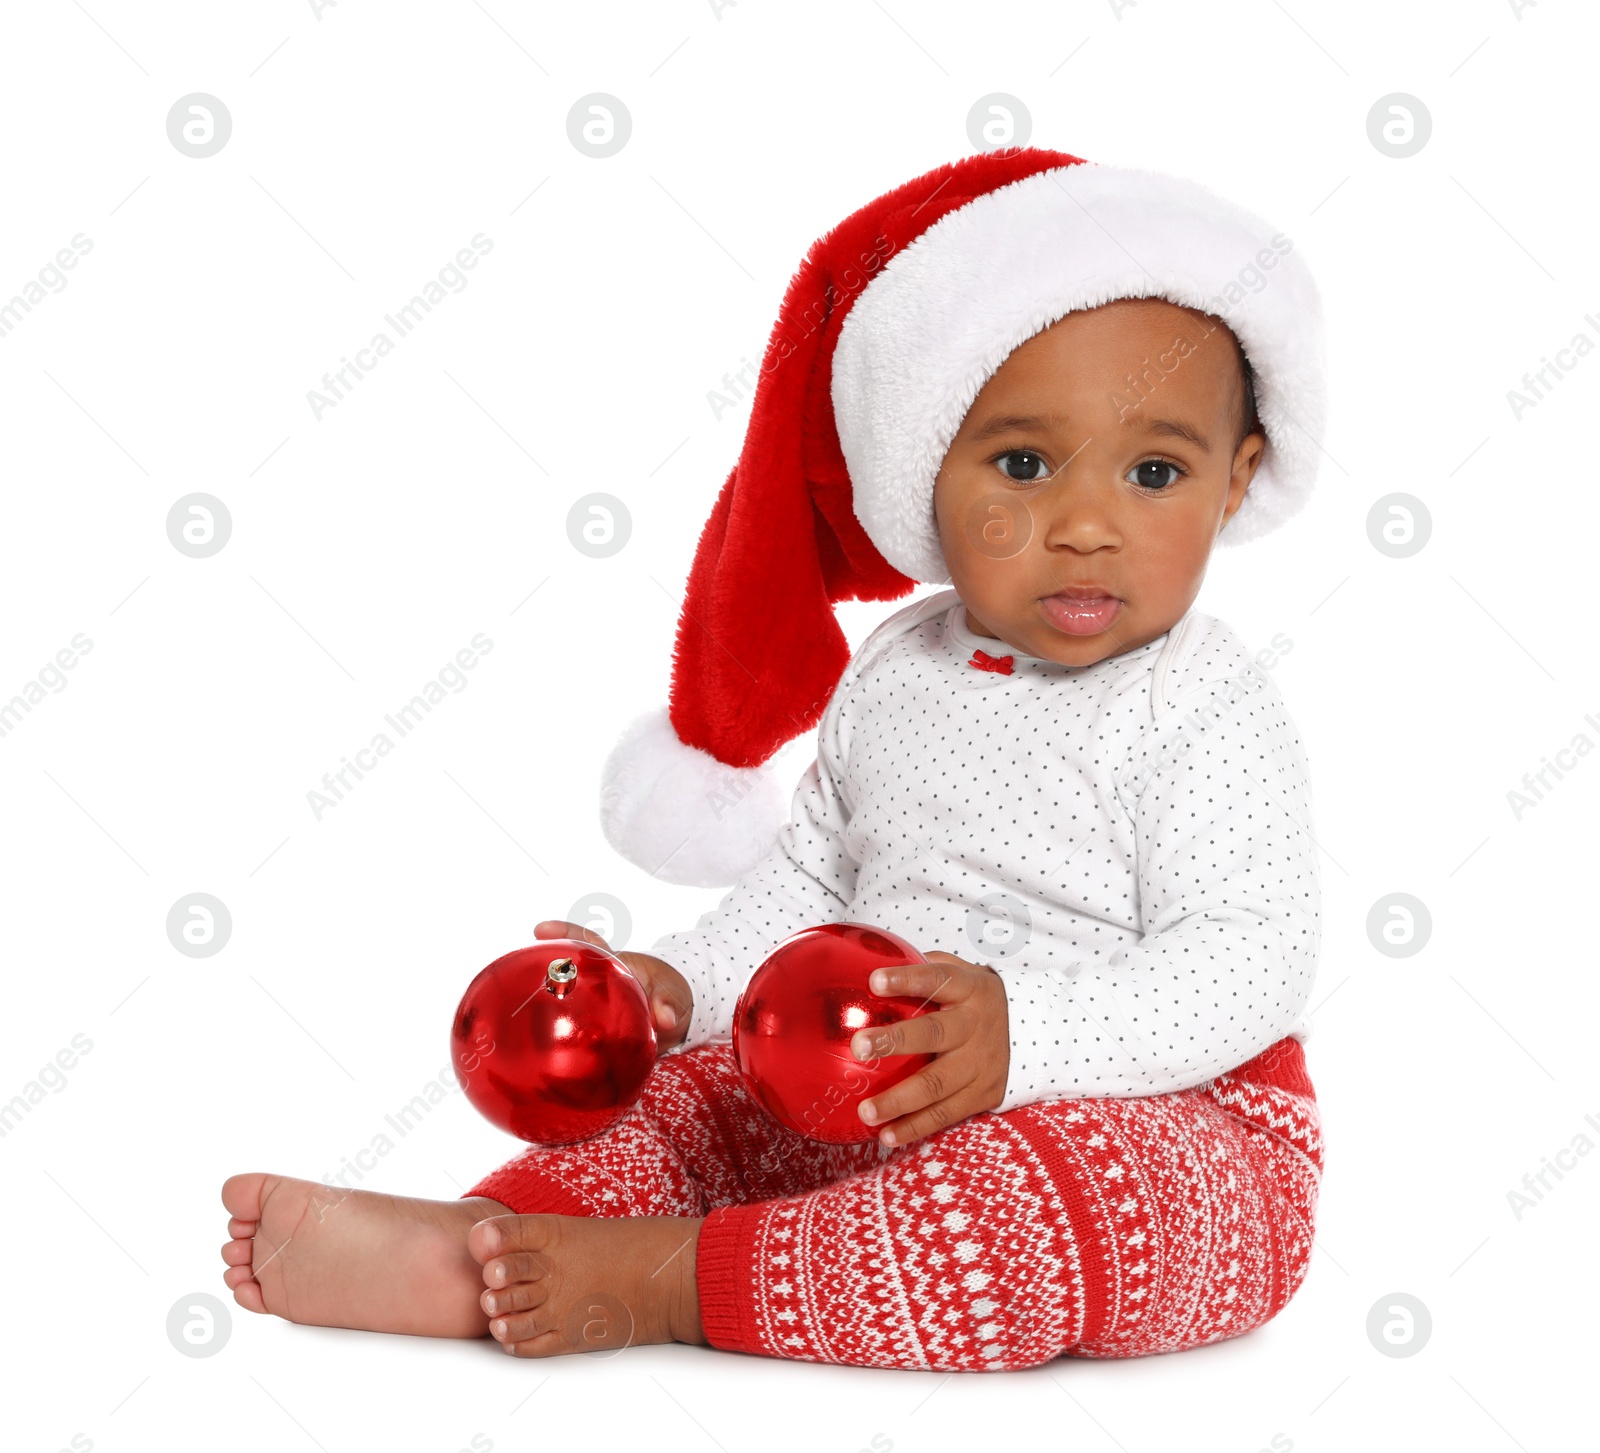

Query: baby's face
[[932, 297, 1265, 667]]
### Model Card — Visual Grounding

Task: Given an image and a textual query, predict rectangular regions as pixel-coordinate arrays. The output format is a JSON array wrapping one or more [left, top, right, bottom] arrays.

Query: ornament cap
[[546, 957, 577, 996]]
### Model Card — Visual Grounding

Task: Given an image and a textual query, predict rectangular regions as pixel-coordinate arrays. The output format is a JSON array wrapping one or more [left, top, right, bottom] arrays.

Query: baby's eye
[[1126, 458, 1184, 490], [995, 449, 1051, 483]]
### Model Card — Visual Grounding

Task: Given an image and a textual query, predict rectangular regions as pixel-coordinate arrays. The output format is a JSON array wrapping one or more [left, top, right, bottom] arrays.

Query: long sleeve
[[992, 668, 1321, 1112], [648, 691, 860, 1054]]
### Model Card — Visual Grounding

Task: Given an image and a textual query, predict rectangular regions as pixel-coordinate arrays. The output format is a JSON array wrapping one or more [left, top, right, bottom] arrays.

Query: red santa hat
[[600, 145, 1326, 888]]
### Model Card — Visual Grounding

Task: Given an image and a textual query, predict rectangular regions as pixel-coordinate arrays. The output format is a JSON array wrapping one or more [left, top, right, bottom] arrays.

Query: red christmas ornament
[[450, 940, 657, 1146], [732, 922, 936, 1144]]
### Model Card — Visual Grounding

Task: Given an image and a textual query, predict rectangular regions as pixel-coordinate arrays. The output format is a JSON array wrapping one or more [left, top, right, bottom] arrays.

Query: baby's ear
[[1219, 434, 1267, 534], [1232, 430, 1267, 483]]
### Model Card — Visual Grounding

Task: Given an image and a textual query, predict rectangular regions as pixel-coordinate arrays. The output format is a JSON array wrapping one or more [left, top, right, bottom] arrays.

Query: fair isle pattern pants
[[463, 1037, 1323, 1370]]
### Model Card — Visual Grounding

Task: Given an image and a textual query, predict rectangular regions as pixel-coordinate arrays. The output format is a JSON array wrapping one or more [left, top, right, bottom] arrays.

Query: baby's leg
[[219, 1173, 509, 1338], [217, 1043, 879, 1352], [458, 1040, 888, 1356], [462, 1037, 885, 1218], [685, 1037, 1323, 1370]]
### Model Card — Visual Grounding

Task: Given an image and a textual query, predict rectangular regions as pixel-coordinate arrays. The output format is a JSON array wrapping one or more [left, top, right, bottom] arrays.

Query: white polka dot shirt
[[650, 588, 1320, 1113]]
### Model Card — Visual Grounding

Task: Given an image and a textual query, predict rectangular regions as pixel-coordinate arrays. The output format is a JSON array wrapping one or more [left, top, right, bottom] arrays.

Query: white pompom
[[598, 705, 788, 888]]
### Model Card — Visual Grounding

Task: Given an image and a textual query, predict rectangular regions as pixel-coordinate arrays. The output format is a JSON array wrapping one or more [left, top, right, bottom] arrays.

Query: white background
[[2, 1, 1595, 1450]]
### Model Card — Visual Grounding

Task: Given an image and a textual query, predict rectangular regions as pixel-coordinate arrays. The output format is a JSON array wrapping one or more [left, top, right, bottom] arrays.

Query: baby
[[220, 147, 1326, 1371]]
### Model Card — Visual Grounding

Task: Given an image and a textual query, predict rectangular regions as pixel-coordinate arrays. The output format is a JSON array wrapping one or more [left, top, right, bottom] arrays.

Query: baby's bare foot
[[220, 1172, 509, 1338], [467, 1212, 707, 1357]]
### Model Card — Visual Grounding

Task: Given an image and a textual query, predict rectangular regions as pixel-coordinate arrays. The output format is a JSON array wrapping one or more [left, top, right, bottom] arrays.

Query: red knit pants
[[462, 1036, 1323, 1370]]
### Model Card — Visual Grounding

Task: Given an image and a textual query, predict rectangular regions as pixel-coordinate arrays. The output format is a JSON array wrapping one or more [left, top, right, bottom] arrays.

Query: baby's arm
[[650, 690, 859, 1053], [993, 668, 1321, 1113]]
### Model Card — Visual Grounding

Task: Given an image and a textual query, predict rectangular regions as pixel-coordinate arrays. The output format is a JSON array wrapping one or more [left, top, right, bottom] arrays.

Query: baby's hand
[[534, 920, 693, 1052], [848, 951, 1010, 1149]]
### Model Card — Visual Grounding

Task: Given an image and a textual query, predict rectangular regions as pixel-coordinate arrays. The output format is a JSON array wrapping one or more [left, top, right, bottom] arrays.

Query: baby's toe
[[224, 1265, 266, 1312], [221, 1172, 269, 1222], [503, 1329, 564, 1358], [482, 1278, 547, 1319], [489, 1309, 548, 1346], [228, 1216, 257, 1239], [480, 1250, 551, 1290], [467, 1212, 557, 1266], [221, 1238, 254, 1267]]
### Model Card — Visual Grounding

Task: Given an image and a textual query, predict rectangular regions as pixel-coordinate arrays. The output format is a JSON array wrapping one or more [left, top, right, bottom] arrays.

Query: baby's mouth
[[1038, 593, 1122, 636]]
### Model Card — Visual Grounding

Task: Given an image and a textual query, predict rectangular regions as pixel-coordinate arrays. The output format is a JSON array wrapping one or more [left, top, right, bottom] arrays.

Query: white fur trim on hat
[[831, 162, 1327, 584], [598, 706, 791, 889]]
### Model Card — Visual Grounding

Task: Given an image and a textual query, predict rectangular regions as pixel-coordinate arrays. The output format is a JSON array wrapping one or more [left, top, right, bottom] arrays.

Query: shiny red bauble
[[732, 921, 936, 1144], [450, 940, 657, 1145]]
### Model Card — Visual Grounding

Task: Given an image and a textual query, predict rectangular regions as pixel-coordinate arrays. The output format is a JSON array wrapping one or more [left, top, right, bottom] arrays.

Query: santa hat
[[600, 145, 1326, 888]]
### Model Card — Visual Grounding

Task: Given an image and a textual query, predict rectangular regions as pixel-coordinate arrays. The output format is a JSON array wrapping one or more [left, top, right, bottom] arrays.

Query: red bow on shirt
[[968, 649, 1014, 675]]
